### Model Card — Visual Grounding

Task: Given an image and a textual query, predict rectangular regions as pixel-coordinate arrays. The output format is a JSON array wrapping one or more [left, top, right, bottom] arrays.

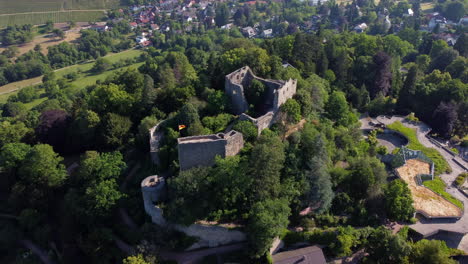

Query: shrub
[[455, 172, 468, 187], [377, 145, 388, 155], [406, 112, 419, 123]]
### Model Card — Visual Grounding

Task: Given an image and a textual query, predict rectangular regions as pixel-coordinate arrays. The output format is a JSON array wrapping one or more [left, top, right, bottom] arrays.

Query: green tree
[[137, 116, 158, 148], [305, 157, 334, 213], [410, 239, 457, 264], [52, 28, 65, 39], [454, 33, 467, 57], [247, 198, 291, 258], [325, 91, 353, 126], [0, 121, 30, 146], [233, 120, 258, 142], [0, 143, 31, 170], [77, 151, 126, 184], [443, 1, 465, 21], [123, 254, 150, 264], [18, 144, 67, 188], [245, 79, 266, 114], [280, 98, 301, 123], [88, 84, 134, 115], [249, 135, 285, 201], [348, 156, 387, 200], [385, 180, 415, 221], [91, 57, 112, 73], [101, 113, 132, 148], [44, 20, 54, 32], [84, 179, 125, 216], [215, 3, 230, 27], [166, 166, 213, 225], [365, 227, 411, 263]]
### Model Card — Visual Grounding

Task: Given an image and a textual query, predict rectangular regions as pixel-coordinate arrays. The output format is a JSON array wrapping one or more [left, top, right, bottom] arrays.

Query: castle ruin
[[141, 175, 246, 249], [177, 130, 244, 171], [225, 66, 297, 134]]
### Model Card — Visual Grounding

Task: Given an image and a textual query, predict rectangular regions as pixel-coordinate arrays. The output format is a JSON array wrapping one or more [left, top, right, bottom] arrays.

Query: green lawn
[[55, 49, 143, 78], [67, 61, 144, 88], [387, 121, 451, 175], [424, 177, 464, 209], [0, 49, 143, 105]]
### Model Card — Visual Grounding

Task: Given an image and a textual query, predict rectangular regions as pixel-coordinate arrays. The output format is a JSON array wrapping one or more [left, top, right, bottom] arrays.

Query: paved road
[[360, 115, 468, 238]]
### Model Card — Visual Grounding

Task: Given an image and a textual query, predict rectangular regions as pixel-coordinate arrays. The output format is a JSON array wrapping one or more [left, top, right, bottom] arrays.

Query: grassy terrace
[[387, 121, 451, 175], [0, 49, 144, 106], [424, 177, 464, 209]]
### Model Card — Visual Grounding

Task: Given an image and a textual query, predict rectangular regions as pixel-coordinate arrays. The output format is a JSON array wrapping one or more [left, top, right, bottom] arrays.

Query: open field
[[0, 49, 143, 104], [421, 2, 435, 14], [396, 159, 462, 217], [0, 31, 81, 56], [0, 10, 105, 27], [387, 121, 451, 175], [0, 0, 122, 14]]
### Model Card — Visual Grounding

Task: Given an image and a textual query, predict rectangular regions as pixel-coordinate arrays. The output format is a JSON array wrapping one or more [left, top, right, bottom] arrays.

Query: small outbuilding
[[272, 246, 326, 264]]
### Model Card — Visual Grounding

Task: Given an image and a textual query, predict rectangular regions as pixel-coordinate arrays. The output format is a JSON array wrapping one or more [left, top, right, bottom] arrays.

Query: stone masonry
[[225, 66, 297, 134], [177, 130, 244, 171]]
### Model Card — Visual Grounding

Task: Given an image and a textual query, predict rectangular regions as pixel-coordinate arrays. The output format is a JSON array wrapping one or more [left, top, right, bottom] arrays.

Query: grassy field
[[387, 121, 451, 175], [421, 2, 435, 14], [424, 177, 464, 209], [0, 0, 122, 14], [0, 49, 143, 105], [0, 11, 105, 27]]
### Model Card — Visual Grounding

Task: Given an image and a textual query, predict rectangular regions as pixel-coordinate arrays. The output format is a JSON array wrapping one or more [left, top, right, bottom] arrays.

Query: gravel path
[[360, 115, 468, 237]]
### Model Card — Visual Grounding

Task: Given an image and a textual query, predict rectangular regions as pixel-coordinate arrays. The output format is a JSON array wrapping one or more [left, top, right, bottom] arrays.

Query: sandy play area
[[396, 159, 462, 218]]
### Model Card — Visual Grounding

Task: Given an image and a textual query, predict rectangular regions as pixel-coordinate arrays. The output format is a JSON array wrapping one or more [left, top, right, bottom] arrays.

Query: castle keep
[[225, 66, 297, 134], [177, 130, 244, 171]]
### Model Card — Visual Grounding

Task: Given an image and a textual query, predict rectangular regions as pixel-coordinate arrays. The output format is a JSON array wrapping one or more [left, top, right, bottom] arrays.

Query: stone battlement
[[177, 130, 244, 170]]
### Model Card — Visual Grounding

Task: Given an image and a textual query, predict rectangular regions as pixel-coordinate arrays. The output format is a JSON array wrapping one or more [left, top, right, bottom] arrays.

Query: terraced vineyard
[[0, 0, 122, 27], [0, 11, 106, 27], [0, 0, 122, 14]]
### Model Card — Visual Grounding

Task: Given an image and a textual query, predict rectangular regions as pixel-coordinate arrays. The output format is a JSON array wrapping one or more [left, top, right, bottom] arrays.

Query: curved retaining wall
[[141, 175, 246, 250]]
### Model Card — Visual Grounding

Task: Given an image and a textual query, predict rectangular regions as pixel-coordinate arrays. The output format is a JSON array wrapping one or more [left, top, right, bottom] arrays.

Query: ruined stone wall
[[240, 111, 275, 135], [177, 131, 244, 171], [226, 66, 297, 135], [149, 121, 166, 165], [274, 79, 297, 110], [141, 176, 246, 250], [225, 67, 250, 114], [178, 135, 227, 170], [225, 131, 244, 156]]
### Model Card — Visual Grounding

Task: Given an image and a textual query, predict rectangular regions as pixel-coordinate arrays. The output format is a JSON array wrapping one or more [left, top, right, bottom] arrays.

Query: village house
[[242, 26, 256, 38], [354, 23, 368, 33]]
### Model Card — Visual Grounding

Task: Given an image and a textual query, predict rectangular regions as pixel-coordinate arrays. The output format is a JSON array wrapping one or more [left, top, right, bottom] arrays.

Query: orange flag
[[178, 125, 186, 131]]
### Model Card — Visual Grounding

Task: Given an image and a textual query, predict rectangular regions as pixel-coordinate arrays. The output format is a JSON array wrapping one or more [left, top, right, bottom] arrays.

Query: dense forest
[[0, 0, 467, 263]]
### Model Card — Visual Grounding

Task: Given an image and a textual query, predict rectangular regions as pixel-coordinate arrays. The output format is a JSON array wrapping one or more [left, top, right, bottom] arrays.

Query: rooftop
[[272, 246, 326, 264], [177, 131, 240, 144]]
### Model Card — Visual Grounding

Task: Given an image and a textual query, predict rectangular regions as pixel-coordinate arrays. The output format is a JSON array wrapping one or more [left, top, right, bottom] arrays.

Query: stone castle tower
[[177, 130, 244, 171]]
